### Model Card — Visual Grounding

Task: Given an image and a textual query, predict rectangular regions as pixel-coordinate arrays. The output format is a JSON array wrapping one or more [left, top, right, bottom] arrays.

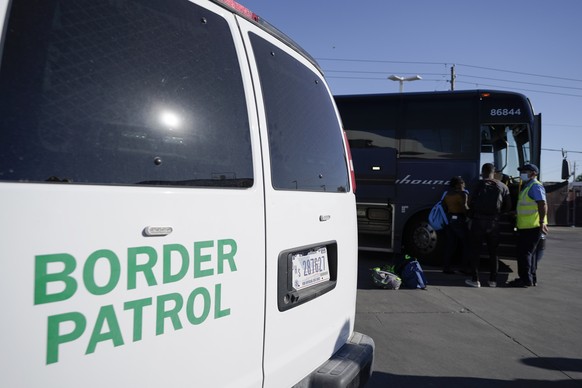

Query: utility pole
[[450, 65, 456, 91]]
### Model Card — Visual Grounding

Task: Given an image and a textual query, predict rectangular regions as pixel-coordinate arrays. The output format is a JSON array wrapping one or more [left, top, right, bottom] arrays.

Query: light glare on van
[[159, 110, 181, 129]]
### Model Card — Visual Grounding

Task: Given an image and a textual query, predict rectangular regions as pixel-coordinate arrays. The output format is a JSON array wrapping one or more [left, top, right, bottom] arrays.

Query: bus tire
[[403, 213, 443, 265]]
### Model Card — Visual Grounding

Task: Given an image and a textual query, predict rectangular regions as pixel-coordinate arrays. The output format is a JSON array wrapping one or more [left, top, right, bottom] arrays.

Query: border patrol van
[[0, 0, 374, 387]]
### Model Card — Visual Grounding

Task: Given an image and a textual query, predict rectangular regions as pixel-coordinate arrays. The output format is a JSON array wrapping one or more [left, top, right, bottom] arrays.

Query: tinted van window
[[250, 33, 348, 192], [0, 0, 253, 187]]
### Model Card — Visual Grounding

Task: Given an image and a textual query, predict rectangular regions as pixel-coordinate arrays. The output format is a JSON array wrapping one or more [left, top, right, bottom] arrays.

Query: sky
[[240, 0, 582, 182]]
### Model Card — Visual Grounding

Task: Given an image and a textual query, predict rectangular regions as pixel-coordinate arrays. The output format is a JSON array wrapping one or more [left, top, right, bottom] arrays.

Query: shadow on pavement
[[522, 357, 582, 373], [367, 372, 581, 387]]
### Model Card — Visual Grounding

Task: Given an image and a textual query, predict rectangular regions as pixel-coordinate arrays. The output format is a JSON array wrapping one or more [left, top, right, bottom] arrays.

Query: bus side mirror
[[561, 159, 571, 180]]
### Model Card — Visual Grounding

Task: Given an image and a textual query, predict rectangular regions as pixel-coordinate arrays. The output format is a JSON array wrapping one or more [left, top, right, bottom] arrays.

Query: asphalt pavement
[[355, 226, 582, 387]]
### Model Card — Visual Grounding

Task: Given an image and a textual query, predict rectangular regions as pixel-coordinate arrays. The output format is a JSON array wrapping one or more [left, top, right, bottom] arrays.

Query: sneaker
[[506, 279, 528, 288], [488, 281, 497, 288], [465, 279, 481, 288]]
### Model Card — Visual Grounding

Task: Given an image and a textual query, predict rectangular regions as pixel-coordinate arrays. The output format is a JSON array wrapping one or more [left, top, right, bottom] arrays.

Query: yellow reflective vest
[[517, 180, 547, 229]]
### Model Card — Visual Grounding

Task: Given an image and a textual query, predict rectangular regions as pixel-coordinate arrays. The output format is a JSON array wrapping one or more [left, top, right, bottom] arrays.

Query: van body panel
[[238, 19, 359, 387], [0, 0, 372, 386], [0, 182, 266, 387]]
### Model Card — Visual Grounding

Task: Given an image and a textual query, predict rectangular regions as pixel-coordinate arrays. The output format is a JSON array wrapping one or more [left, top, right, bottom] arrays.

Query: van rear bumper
[[293, 331, 375, 388]]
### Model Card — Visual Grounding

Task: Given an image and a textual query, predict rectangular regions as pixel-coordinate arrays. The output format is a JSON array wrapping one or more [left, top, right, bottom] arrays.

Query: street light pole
[[388, 74, 422, 92]]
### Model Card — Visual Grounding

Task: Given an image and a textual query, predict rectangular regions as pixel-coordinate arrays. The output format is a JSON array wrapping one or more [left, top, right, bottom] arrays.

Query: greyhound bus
[[334, 90, 541, 264]]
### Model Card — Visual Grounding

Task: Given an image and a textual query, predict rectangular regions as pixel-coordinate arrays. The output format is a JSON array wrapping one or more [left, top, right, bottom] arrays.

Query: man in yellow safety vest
[[507, 164, 548, 287]]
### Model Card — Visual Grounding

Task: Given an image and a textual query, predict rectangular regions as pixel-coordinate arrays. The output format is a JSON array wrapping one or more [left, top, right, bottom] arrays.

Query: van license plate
[[292, 247, 330, 290]]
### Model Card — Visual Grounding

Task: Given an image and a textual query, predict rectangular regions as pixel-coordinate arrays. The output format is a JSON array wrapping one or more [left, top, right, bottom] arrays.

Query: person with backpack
[[465, 163, 512, 288], [441, 176, 470, 274], [507, 163, 548, 287]]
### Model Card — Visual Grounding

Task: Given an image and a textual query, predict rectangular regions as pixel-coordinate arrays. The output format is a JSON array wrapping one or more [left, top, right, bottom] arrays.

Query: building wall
[[546, 181, 582, 226]]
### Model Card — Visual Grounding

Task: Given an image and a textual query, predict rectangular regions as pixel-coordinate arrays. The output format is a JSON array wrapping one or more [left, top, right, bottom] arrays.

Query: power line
[[317, 58, 447, 66], [324, 75, 582, 98], [542, 148, 582, 154], [457, 73, 582, 91], [456, 63, 582, 83], [325, 70, 446, 77], [325, 75, 447, 84], [319, 58, 582, 96], [316, 57, 582, 84], [324, 68, 582, 91], [454, 81, 582, 98], [545, 123, 582, 128]]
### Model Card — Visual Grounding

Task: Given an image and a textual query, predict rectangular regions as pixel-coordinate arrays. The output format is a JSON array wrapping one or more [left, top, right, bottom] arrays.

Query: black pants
[[443, 217, 469, 270], [517, 227, 541, 285], [469, 218, 500, 282], [531, 235, 546, 284]]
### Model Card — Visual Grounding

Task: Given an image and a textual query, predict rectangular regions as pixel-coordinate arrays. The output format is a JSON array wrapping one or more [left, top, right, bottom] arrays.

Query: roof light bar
[[211, 0, 321, 72], [215, 0, 258, 22]]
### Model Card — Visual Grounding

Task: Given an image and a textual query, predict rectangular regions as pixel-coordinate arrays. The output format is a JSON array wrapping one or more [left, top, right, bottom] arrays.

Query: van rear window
[[250, 33, 348, 193], [0, 0, 253, 188]]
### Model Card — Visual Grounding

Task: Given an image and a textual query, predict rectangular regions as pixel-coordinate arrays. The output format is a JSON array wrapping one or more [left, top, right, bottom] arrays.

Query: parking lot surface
[[355, 227, 582, 387]]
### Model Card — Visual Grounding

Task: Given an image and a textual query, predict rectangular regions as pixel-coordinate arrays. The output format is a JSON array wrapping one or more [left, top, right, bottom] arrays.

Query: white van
[[0, 0, 374, 387]]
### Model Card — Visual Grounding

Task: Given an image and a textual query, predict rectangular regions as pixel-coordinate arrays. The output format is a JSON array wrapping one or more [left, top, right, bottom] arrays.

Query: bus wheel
[[404, 214, 442, 265]]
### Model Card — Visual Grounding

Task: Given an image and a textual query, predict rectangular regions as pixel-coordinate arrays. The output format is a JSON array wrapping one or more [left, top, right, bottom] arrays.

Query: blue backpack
[[428, 191, 448, 231], [400, 260, 428, 289]]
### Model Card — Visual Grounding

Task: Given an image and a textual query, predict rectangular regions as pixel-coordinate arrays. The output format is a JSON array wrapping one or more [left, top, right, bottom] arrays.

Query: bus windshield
[[480, 124, 530, 180]]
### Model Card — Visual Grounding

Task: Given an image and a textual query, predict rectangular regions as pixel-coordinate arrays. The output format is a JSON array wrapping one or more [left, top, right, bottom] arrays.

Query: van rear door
[[238, 18, 360, 387], [0, 1, 266, 387]]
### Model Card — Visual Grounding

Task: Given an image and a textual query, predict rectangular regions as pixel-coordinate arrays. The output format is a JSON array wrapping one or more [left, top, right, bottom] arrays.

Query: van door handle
[[319, 215, 331, 222], [143, 226, 173, 236]]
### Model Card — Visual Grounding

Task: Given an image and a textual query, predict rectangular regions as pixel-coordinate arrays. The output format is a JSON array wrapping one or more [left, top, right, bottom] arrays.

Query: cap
[[518, 163, 539, 174]]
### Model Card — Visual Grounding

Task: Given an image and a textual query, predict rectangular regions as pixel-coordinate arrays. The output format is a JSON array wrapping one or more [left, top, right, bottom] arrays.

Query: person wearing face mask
[[508, 164, 548, 287]]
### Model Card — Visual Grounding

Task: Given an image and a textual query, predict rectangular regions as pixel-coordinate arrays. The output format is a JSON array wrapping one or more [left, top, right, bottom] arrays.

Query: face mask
[[520, 173, 530, 181]]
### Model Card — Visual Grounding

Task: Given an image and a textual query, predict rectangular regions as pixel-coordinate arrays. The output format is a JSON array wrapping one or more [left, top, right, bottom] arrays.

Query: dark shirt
[[469, 178, 511, 219]]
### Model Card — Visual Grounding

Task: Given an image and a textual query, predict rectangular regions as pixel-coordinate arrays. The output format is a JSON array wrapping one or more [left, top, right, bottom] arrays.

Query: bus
[[334, 90, 541, 264]]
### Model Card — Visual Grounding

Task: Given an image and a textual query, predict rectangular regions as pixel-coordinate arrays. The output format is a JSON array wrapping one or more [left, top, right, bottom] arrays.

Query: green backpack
[[371, 266, 402, 289]]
